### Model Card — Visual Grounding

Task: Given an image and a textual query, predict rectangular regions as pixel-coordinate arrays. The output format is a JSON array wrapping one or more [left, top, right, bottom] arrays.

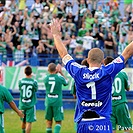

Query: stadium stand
[[0, 0, 132, 67]]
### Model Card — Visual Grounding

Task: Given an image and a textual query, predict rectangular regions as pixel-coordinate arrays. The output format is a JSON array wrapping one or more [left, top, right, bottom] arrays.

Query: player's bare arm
[[9, 101, 24, 118], [122, 41, 133, 62], [50, 19, 68, 58]]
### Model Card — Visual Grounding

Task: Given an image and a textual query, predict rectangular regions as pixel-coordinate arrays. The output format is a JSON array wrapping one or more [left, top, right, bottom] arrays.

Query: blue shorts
[[77, 118, 112, 133]]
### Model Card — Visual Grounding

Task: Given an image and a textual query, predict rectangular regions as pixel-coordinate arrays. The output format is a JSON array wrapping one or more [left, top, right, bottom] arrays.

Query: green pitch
[[4, 109, 133, 133]]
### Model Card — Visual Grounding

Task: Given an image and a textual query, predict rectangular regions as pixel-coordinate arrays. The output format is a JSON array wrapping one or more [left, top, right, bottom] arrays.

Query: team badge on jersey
[[113, 57, 123, 63]]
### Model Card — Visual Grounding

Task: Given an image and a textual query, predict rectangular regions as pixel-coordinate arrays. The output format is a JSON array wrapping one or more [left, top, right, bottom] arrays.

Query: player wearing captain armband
[[49, 18, 133, 133], [18, 66, 38, 133]]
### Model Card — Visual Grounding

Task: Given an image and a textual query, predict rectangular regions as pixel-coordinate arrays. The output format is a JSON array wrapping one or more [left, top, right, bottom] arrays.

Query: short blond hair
[[88, 48, 104, 64], [48, 63, 56, 73]]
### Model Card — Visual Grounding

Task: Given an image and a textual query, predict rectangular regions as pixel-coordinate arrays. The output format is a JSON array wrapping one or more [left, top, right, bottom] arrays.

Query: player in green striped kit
[[18, 66, 38, 133], [44, 63, 68, 133], [111, 71, 132, 133]]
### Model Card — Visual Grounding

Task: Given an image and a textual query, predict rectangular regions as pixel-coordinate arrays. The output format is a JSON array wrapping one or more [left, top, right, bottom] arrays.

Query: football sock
[[54, 124, 61, 133], [22, 129, 25, 133], [46, 127, 52, 133], [74, 122, 77, 131]]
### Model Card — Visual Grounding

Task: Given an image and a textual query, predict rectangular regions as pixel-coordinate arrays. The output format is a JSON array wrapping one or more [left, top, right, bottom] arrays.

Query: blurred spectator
[[3, 6, 11, 21], [18, 10, 24, 21], [83, 12, 95, 31], [82, 31, 95, 58], [124, 0, 132, 16], [94, 6, 104, 22], [40, 34, 54, 55], [67, 17, 76, 35], [47, 0, 58, 15], [36, 41, 46, 66], [93, 18, 99, 30], [41, 0, 48, 7], [66, 12, 75, 24], [78, 23, 87, 37], [65, 2, 73, 15], [10, 0, 18, 13], [102, 2, 110, 14], [43, 6, 50, 23], [93, 26, 104, 50], [109, 0, 119, 10], [91, 0, 100, 11], [104, 32, 117, 56], [118, 37, 128, 55], [3, 25, 16, 44], [14, 44, 24, 63], [6, 13, 23, 47], [62, 34, 71, 50], [68, 34, 79, 55], [127, 7, 133, 22], [101, 13, 111, 28], [0, 42, 14, 61], [21, 10, 33, 32], [18, 29, 32, 46], [56, 0, 65, 19], [31, 22, 41, 48], [18, 29, 32, 59], [106, 25, 118, 43], [73, 45, 84, 64], [110, 5, 121, 24], [31, 0, 43, 18], [77, 0, 87, 28], [0, 28, 4, 42], [19, 0, 26, 10], [62, 16, 76, 36], [127, 26, 133, 43], [119, 16, 130, 41]]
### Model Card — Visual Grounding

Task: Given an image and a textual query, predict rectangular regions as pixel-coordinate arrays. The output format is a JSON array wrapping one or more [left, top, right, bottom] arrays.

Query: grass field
[[4, 109, 133, 133]]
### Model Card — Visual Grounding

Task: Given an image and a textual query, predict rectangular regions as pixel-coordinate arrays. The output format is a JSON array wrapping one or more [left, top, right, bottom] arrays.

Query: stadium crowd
[[0, 0, 132, 66]]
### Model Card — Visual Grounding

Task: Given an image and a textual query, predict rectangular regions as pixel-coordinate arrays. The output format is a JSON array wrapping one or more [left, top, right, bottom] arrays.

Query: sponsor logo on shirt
[[112, 95, 122, 100], [22, 99, 31, 103], [81, 100, 103, 107], [48, 94, 58, 98], [83, 73, 99, 80]]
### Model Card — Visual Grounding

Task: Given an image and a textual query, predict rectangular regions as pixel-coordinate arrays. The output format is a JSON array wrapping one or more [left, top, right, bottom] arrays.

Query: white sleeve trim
[[62, 54, 73, 65]]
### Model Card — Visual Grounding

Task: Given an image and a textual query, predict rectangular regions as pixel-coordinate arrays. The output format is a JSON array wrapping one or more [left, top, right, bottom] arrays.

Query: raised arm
[[11, 25, 17, 36], [0, 43, 6, 48], [7, 15, 13, 27], [122, 41, 133, 62], [50, 19, 68, 58]]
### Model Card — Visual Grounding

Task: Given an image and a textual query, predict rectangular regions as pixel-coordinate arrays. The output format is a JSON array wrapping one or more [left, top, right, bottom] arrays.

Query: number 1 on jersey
[[86, 82, 96, 99]]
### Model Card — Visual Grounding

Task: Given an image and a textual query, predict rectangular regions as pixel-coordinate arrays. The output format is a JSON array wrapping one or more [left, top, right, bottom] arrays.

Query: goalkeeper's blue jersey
[[64, 55, 125, 123]]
